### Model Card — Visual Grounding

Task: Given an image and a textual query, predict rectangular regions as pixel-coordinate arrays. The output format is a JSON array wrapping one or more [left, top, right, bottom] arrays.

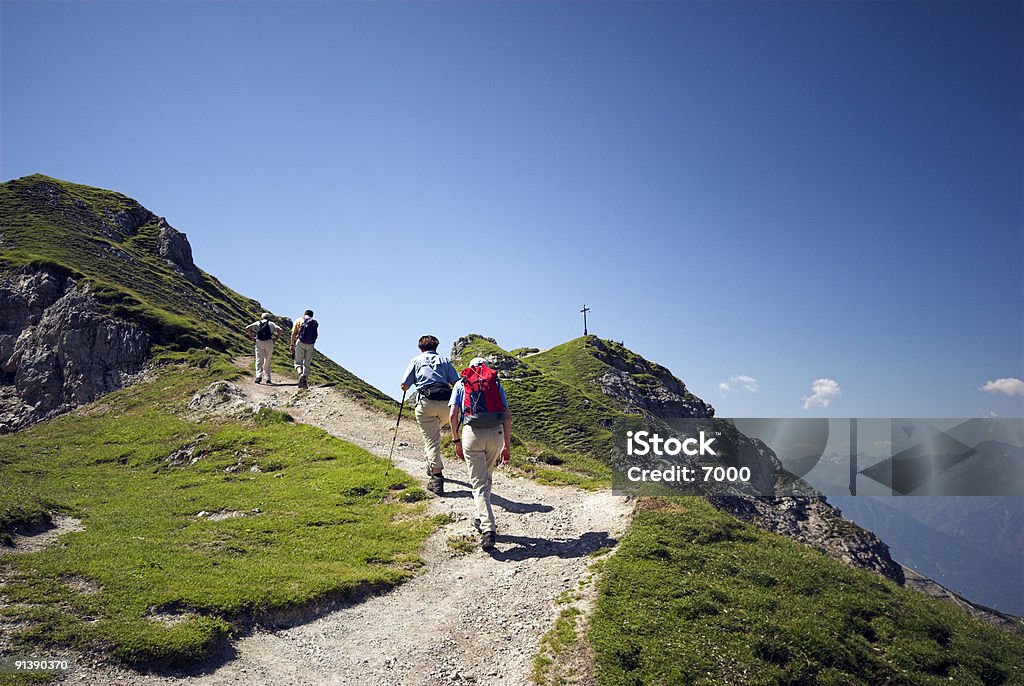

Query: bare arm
[[500, 408, 512, 463], [449, 404, 464, 460]]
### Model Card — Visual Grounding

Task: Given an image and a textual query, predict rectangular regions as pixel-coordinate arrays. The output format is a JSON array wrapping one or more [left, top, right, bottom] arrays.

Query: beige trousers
[[294, 341, 315, 381], [254, 339, 274, 381], [462, 424, 503, 533], [414, 397, 449, 475]]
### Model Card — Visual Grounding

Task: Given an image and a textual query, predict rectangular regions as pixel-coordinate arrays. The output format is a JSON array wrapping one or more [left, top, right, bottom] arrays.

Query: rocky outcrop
[[586, 338, 715, 419], [104, 203, 156, 240], [708, 494, 906, 584], [451, 335, 497, 362], [155, 218, 203, 285], [450, 335, 541, 379], [0, 267, 150, 433], [599, 366, 714, 418]]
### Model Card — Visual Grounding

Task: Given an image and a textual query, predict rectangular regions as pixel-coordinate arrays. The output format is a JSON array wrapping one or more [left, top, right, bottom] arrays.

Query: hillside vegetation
[[0, 174, 391, 410], [588, 498, 1024, 686], [0, 352, 435, 674]]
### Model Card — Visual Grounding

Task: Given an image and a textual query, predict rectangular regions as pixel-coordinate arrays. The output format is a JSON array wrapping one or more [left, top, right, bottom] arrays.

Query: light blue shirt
[[402, 351, 459, 390]]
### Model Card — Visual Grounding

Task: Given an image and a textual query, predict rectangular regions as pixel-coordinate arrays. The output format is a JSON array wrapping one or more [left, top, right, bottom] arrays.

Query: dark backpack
[[460, 365, 505, 428], [256, 320, 273, 341], [298, 318, 318, 344], [419, 382, 452, 402]]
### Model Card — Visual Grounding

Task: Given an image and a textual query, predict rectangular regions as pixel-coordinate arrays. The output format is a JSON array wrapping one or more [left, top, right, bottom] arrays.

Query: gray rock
[[155, 217, 203, 285], [586, 338, 715, 418], [0, 267, 150, 433]]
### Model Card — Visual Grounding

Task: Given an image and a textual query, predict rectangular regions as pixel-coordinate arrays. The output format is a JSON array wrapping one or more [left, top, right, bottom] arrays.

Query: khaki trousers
[[414, 397, 449, 475], [254, 339, 274, 381], [294, 341, 315, 381], [462, 424, 503, 533]]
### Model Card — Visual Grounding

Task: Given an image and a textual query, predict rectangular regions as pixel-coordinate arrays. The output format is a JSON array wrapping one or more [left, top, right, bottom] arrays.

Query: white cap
[[469, 357, 488, 367], [261, 312, 272, 320]]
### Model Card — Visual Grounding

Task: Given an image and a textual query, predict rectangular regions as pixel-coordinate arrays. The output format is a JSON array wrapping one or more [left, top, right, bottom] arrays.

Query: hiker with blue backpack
[[448, 357, 512, 551], [400, 336, 460, 495], [289, 309, 318, 389], [244, 312, 283, 384]]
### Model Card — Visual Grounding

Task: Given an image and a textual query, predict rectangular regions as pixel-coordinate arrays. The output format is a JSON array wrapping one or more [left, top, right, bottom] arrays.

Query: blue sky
[[2, 1, 1021, 418]]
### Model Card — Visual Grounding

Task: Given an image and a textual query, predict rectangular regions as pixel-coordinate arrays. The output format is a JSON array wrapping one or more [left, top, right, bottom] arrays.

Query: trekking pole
[[385, 389, 408, 475]]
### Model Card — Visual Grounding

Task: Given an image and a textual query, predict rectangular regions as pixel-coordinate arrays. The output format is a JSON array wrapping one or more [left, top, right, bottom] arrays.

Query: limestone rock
[[0, 266, 150, 433], [187, 380, 246, 414], [155, 218, 203, 285], [450, 335, 497, 361], [587, 338, 715, 418]]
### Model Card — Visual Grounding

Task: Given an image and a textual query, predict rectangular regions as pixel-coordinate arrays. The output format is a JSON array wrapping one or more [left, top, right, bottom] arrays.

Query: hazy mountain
[[832, 496, 1023, 614]]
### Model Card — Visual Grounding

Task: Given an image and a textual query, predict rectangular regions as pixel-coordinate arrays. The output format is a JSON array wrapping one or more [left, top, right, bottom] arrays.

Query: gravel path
[[69, 366, 632, 685]]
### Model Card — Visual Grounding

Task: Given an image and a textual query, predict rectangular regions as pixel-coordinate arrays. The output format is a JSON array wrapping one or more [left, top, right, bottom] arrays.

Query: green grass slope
[[529, 336, 711, 417], [0, 353, 435, 673], [0, 174, 391, 410], [589, 499, 1024, 686]]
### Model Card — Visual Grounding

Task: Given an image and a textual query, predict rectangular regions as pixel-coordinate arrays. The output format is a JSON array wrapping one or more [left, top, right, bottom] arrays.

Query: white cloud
[[719, 375, 758, 393], [803, 378, 841, 410], [979, 377, 1024, 397]]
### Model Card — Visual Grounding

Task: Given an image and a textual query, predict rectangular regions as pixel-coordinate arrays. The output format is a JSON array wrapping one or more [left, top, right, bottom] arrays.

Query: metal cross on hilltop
[[581, 305, 590, 336]]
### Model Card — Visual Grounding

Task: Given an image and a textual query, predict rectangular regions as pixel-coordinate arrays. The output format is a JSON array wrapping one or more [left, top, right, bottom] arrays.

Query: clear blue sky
[[3, 1, 1021, 418]]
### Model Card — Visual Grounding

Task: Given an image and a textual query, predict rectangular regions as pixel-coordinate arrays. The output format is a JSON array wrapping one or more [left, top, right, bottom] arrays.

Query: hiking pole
[[385, 389, 407, 475]]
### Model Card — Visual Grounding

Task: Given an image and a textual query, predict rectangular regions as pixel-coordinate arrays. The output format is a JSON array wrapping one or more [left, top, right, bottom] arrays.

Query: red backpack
[[461, 365, 506, 428]]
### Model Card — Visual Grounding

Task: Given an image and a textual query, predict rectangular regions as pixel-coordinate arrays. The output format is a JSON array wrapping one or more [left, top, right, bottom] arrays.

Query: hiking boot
[[426, 472, 444, 495], [473, 519, 496, 535], [481, 531, 496, 551], [298, 378, 308, 389], [265, 377, 272, 385], [254, 377, 262, 384]]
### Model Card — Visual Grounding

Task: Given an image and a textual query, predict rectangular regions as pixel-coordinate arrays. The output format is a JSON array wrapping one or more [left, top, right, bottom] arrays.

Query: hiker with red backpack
[[289, 309, 318, 389], [400, 336, 460, 495], [448, 357, 512, 551], [244, 312, 283, 384]]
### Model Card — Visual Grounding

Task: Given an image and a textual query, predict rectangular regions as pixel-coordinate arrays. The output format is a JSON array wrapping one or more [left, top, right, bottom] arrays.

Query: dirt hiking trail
[[73, 363, 633, 685]]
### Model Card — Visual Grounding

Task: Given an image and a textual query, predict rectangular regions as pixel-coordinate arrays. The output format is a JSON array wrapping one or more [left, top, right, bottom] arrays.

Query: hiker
[[400, 336, 460, 495], [289, 309, 318, 389], [244, 312, 282, 384], [448, 357, 511, 551]]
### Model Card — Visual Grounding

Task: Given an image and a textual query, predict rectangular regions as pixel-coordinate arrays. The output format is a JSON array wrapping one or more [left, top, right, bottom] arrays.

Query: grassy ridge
[[528, 336, 641, 410], [529, 336, 709, 416], [590, 499, 1024, 686], [0, 353, 434, 670], [0, 174, 393, 411]]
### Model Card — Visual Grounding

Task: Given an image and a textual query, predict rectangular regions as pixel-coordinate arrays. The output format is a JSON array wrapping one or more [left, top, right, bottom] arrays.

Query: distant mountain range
[[831, 495, 1023, 615]]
